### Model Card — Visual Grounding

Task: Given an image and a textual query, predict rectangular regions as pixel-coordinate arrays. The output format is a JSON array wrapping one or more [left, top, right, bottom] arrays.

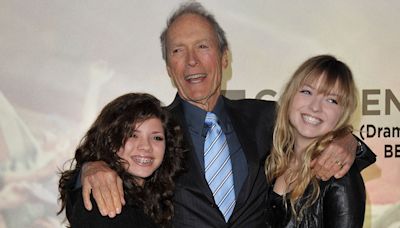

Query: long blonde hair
[[265, 55, 358, 220]]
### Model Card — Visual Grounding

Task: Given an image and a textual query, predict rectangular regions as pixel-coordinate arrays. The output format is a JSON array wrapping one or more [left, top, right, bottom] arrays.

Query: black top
[[68, 188, 159, 228], [265, 164, 366, 228]]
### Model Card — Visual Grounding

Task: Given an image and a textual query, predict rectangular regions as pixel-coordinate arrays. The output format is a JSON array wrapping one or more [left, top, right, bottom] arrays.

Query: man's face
[[165, 13, 228, 110]]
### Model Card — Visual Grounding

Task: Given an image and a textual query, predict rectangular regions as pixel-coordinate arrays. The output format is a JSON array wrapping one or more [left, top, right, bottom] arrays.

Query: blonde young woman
[[265, 55, 371, 227]]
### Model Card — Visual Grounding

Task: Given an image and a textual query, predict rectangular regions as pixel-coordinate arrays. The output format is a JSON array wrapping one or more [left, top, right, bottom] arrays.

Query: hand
[[311, 133, 357, 180], [81, 161, 125, 218]]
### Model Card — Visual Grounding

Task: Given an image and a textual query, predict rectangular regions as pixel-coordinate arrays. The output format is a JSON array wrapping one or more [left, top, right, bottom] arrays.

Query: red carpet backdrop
[[0, 1, 399, 227]]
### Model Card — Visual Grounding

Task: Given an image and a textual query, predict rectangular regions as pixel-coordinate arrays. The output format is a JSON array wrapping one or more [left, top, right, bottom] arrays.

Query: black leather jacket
[[265, 164, 366, 228]]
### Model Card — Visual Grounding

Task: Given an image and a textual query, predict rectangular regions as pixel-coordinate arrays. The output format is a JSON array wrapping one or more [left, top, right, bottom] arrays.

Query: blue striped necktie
[[204, 112, 236, 222]]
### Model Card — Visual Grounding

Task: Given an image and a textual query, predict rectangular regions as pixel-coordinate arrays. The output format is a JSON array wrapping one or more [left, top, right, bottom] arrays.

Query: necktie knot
[[205, 112, 218, 126]]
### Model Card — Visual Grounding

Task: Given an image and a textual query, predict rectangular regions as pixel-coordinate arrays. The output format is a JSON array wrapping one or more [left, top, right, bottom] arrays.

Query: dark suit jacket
[[168, 95, 276, 228]]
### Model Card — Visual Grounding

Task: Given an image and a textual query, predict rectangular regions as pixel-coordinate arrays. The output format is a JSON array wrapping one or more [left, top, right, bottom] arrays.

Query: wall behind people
[[0, 1, 398, 227]]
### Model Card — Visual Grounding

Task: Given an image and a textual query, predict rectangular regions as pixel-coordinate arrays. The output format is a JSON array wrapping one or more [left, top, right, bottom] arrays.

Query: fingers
[[82, 178, 93, 211], [98, 172, 121, 218], [91, 180, 109, 216], [312, 150, 336, 181], [334, 162, 350, 179], [109, 176, 124, 215], [333, 151, 353, 178], [312, 148, 347, 180], [313, 134, 357, 180], [81, 161, 123, 218], [117, 176, 125, 206], [313, 160, 341, 181], [311, 158, 322, 179]]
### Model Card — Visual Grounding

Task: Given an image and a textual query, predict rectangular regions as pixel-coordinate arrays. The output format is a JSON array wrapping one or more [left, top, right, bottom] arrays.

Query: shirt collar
[[180, 96, 229, 133]]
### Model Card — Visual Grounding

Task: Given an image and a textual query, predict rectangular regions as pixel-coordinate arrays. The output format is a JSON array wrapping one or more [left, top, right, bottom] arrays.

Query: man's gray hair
[[160, 1, 228, 62]]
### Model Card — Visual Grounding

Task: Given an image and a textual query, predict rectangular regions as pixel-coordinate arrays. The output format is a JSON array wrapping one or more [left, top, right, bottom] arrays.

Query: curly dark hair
[[58, 93, 186, 227]]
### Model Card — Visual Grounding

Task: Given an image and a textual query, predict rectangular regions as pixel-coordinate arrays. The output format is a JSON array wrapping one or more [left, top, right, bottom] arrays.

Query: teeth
[[302, 114, 321, 125], [133, 156, 153, 165], [185, 73, 206, 80]]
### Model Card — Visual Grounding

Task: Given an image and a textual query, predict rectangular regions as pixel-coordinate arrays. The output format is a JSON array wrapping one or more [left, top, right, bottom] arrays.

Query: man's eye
[[199, 44, 208, 49], [171, 47, 184, 54]]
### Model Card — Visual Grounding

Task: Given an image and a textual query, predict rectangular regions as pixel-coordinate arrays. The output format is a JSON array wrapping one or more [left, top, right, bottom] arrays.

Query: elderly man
[[72, 2, 375, 227]]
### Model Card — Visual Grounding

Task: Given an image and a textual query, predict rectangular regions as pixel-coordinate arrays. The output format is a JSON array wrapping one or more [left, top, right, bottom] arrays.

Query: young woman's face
[[117, 117, 165, 186], [289, 77, 344, 143]]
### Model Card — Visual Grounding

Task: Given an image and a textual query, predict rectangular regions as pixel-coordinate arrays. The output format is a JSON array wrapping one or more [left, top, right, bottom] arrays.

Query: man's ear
[[222, 49, 229, 69], [166, 64, 172, 78]]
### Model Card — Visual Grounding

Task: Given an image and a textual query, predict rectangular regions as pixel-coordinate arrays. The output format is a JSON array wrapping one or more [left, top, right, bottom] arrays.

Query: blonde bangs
[[302, 70, 353, 109]]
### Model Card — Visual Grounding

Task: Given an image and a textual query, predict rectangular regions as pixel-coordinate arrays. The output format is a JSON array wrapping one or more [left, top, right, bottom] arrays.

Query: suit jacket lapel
[[169, 95, 263, 212], [168, 95, 215, 203], [223, 97, 260, 211]]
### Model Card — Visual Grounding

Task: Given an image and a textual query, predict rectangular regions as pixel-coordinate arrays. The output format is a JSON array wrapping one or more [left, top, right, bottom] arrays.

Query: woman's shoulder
[[324, 164, 364, 187], [320, 163, 365, 199], [67, 188, 159, 228]]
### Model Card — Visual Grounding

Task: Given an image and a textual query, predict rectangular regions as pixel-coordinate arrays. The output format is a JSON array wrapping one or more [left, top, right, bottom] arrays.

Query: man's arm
[[311, 133, 376, 181], [80, 161, 125, 218], [354, 137, 377, 171]]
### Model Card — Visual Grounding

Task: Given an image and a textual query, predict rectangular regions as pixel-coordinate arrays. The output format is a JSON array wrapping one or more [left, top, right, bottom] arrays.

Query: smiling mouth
[[132, 156, 154, 166], [185, 73, 206, 83], [302, 114, 321, 125]]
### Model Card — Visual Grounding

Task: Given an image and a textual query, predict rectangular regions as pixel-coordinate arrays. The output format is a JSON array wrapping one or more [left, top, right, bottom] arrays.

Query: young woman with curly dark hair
[[58, 93, 186, 228]]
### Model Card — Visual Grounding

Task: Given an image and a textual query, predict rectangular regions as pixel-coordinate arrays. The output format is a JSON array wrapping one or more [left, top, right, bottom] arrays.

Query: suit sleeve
[[65, 171, 81, 221], [323, 164, 366, 228], [354, 135, 377, 171]]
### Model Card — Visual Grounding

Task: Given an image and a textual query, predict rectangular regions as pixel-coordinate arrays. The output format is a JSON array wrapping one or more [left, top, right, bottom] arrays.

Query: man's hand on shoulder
[[311, 133, 357, 180], [81, 161, 125, 218]]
